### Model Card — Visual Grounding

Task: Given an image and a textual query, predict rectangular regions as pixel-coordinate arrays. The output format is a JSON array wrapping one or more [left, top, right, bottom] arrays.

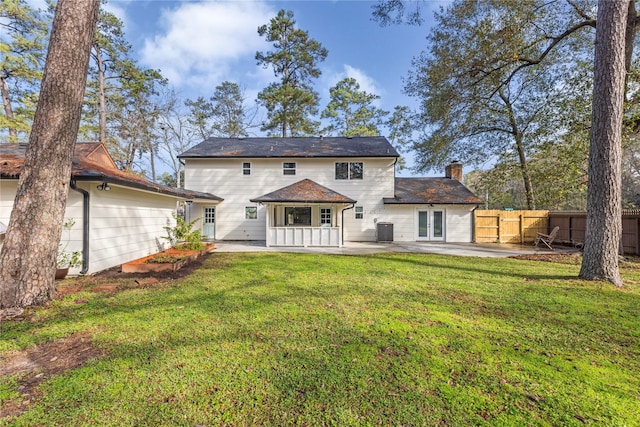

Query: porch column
[[265, 204, 271, 247]]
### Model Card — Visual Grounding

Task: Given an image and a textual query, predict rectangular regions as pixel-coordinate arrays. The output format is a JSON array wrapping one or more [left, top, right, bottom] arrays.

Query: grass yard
[[1, 252, 639, 426]]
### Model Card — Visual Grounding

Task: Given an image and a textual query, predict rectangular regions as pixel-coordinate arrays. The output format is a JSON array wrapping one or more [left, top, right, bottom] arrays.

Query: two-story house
[[179, 136, 482, 247]]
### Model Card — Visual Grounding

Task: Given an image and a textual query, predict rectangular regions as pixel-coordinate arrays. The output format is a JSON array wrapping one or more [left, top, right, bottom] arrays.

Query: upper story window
[[335, 162, 363, 180], [283, 162, 296, 175], [355, 206, 364, 219], [242, 162, 251, 175]]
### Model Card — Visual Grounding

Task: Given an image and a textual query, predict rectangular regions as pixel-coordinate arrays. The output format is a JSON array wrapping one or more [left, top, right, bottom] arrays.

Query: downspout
[[70, 180, 89, 274], [341, 204, 355, 247], [471, 205, 479, 243]]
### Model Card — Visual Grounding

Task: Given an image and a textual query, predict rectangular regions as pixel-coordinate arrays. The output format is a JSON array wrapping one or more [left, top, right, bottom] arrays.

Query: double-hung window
[[355, 206, 364, 219], [283, 162, 296, 175], [335, 162, 363, 180], [242, 162, 251, 175]]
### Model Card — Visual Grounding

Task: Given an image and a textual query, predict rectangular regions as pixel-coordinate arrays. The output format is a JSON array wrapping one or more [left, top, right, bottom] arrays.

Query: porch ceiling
[[250, 179, 356, 204]]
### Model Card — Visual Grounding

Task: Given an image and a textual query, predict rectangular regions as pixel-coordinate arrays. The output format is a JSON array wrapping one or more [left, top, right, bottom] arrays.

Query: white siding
[[382, 204, 476, 242], [83, 182, 176, 274], [1, 180, 84, 275], [1, 180, 179, 275], [183, 157, 397, 241], [0, 180, 19, 230]]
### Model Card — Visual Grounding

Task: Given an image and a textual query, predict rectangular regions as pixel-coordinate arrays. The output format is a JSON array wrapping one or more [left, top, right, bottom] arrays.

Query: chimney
[[445, 161, 463, 182]]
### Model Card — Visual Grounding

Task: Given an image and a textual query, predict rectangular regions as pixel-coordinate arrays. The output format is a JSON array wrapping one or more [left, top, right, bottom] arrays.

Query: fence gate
[[474, 210, 549, 243]]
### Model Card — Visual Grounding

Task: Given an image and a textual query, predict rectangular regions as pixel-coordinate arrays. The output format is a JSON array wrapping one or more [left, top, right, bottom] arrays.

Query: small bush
[[162, 214, 203, 250]]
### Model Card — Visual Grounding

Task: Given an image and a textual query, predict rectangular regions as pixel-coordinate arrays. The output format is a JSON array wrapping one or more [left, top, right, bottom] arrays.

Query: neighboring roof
[[178, 136, 399, 159], [250, 179, 356, 204], [0, 143, 222, 202], [383, 177, 483, 205]]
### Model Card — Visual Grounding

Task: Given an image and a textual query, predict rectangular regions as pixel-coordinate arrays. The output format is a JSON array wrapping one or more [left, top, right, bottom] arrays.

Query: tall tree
[[79, 3, 166, 180], [157, 88, 195, 188], [321, 77, 388, 137], [85, 5, 131, 145], [185, 81, 256, 140], [256, 9, 328, 137], [185, 96, 214, 141], [110, 64, 166, 178], [386, 105, 417, 171], [374, 0, 639, 285], [210, 81, 255, 137], [0, 0, 100, 309], [579, 0, 631, 287], [0, 0, 49, 143], [400, 1, 590, 209]]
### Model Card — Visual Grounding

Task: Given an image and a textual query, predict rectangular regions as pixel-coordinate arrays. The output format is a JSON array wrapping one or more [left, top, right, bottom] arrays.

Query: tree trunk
[[579, 0, 628, 287], [0, 75, 18, 142], [0, 0, 100, 309], [500, 89, 535, 209], [96, 46, 108, 144], [514, 131, 535, 210]]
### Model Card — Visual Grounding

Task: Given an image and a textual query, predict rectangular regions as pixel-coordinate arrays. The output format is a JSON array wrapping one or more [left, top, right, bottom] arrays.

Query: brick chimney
[[445, 161, 463, 182]]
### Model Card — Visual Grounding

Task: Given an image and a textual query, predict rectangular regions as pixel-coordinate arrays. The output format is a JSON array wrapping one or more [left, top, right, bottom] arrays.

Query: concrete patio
[[211, 240, 580, 257]]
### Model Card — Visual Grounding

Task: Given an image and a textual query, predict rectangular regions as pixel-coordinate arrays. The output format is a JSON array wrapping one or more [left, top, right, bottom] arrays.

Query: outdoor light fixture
[[97, 182, 111, 191]]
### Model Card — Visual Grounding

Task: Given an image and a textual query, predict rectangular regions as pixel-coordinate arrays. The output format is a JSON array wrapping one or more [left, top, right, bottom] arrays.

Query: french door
[[417, 209, 444, 241]]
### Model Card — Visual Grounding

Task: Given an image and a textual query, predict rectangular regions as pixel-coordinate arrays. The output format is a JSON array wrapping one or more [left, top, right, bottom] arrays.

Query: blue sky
[[28, 0, 451, 174], [115, 0, 436, 116]]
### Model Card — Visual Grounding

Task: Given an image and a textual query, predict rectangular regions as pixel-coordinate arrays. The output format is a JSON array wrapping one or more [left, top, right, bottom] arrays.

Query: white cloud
[[324, 64, 384, 107], [140, 1, 275, 90], [102, 1, 129, 31], [343, 65, 384, 98]]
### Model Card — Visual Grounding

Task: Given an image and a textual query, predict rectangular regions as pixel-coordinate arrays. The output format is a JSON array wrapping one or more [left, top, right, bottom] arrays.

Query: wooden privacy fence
[[548, 210, 640, 255], [474, 209, 640, 255], [474, 210, 549, 243]]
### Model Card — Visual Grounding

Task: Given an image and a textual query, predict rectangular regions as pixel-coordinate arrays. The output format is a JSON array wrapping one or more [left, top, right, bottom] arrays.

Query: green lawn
[[1, 252, 639, 426]]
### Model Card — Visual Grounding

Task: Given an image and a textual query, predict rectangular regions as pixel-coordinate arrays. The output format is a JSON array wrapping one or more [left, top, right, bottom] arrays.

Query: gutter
[[341, 204, 356, 247], [70, 180, 89, 274]]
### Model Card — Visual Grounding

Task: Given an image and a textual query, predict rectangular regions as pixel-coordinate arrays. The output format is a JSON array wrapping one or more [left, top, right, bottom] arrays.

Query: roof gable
[[250, 179, 356, 204], [74, 142, 117, 169], [384, 177, 483, 205], [179, 136, 399, 159]]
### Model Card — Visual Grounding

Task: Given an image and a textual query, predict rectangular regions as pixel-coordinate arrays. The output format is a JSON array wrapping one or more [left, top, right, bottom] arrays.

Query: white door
[[203, 207, 215, 238], [417, 209, 445, 241]]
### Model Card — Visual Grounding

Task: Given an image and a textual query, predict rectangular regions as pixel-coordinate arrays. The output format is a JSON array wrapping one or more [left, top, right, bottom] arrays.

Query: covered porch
[[251, 179, 356, 247]]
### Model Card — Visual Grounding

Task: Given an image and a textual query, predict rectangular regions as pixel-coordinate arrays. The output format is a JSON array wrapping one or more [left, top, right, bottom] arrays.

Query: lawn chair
[[534, 226, 560, 250]]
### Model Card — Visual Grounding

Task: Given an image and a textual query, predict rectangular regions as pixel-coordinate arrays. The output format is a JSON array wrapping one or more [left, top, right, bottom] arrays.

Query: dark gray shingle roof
[[178, 136, 399, 159], [383, 177, 483, 205]]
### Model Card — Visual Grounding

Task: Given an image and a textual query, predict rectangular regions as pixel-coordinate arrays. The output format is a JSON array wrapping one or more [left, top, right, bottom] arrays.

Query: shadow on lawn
[[368, 252, 580, 282]]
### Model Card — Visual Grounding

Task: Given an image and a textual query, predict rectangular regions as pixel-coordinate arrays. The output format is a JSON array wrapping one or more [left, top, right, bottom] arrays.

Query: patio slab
[[211, 240, 580, 258]]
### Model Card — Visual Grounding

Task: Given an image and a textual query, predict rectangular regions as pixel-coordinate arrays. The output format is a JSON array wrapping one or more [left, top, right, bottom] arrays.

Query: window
[[320, 208, 332, 226], [285, 207, 311, 225], [335, 162, 363, 180], [245, 206, 257, 220], [349, 162, 363, 179], [355, 206, 364, 219], [335, 162, 348, 180], [283, 162, 296, 175], [242, 162, 251, 175]]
